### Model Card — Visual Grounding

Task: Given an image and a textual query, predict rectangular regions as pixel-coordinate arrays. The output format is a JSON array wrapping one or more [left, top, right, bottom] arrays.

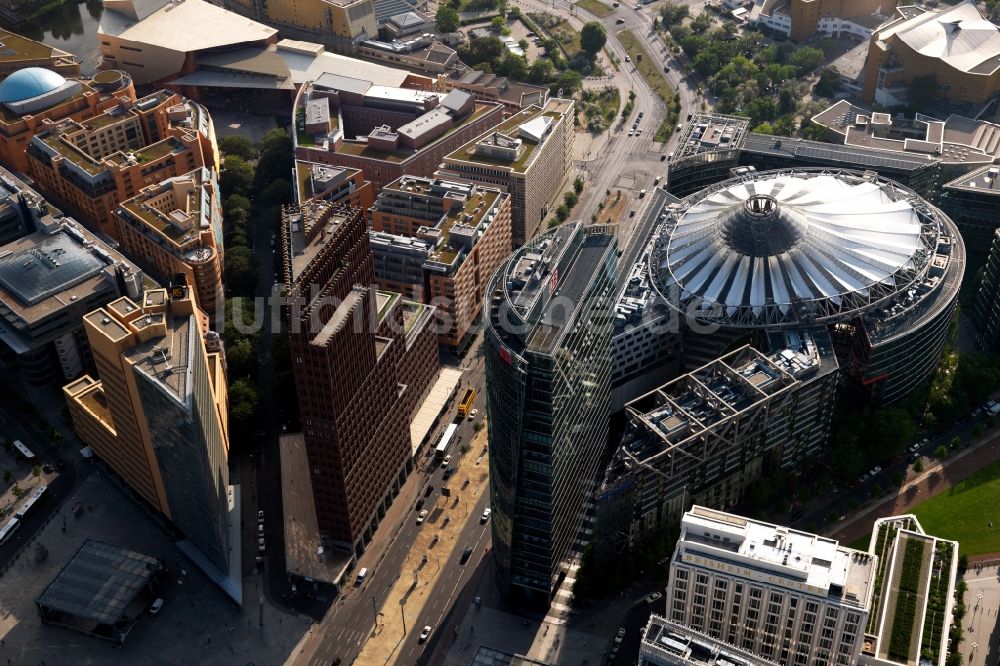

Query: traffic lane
[[401, 490, 492, 665]]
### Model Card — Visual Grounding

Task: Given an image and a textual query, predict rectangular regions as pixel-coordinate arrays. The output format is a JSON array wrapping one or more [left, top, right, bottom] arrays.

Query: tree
[[552, 70, 582, 96], [257, 178, 292, 208], [958, 553, 969, 574], [496, 53, 528, 81], [935, 445, 949, 460], [555, 204, 570, 221], [490, 15, 505, 32], [691, 12, 712, 33], [459, 36, 506, 69], [951, 435, 962, 450], [436, 5, 460, 33], [574, 176, 584, 194], [224, 194, 252, 217], [224, 247, 257, 296], [563, 191, 578, 208], [814, 67, 840, 98], [226, 337, 258, 381], [255, 129, 293, 191], [580, 21, 607, 57], [220, 156, 254, 198], [745, 97, 778, 126], [218, 135, 256, 160], [660, 3, 689, 25], [871, 482, 883, 496], [913, 457, 924, 473], [789, 46, 823, 75], [528, 58, 554, 84], [228, 378, 261, 440]]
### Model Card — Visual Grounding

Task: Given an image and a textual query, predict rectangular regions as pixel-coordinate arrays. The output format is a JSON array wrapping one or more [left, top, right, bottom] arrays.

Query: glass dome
[[0, 67, 68, 103]]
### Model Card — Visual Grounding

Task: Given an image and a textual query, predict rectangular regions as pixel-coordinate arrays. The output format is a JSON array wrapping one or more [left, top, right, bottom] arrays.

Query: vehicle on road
[[441, 454, 452, 468], [629, 210, 636, 217], [664, 66, 670, 72], [615, 626, 626, 644], [258, 538, 266, 553], [636, 128, 642, 136], [42, 463, 53, 474], [355, 568, 368, 585], [417, 509, 429, 525], [149, 598, 164, 615], [481, 508, 492, 524], [660, 154, 667, 161], [458, 388, 477, 418], [639, 189, 647, 198], [616, 17, 625, 23], [625, 55, 631, 62], [257, 510, 264, 524], [258, 524, 264, 536], [676, 123, 683, 131], [416, 498, 425, 511], [989, 402, 1000, 416], [870, 466, 882, 476], [654, 176, 661, 185], [612, 1, 619, 5], [468, 408, 478, 421], [858, 473, 870, 484], [645, 591, 663, 604], [419, 626, 432, 643], [436, 423, 458, 457], [425, 485, 435, 497], [444, 467, 455, 480], [628, 129, 634, 136], [461, 546, 473, 564]]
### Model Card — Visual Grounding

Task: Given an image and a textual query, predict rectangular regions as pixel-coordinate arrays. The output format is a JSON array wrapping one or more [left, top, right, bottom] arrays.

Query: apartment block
[[0, 214, 145, 386], [113, 167, 224, 315], [750, 0, 895, 41], [281, 201, 439, 555], [437, 97, 575, 247], [293, 159, 373, 208], [594, 332, 838, 563], [25, 90, 218, 238], [484, 221, 616, 602], [63, 281, 239, 601], [293, 76, 502, 192], [666, 506, 876, 665], [370, 176, 512, 352], [0, 67, 135, 173], [939, 165, 1000, 266]]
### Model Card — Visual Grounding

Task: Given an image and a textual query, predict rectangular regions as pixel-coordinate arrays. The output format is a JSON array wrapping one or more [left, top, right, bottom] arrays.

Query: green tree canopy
[[220, 156, 254, 198], [436, 4, 460, 32], [580, 21, 607, 57], [217, 135, 256, 160]]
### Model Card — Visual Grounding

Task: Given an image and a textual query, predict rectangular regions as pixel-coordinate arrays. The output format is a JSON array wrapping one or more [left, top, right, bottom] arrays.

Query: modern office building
[[0, 29, 81, 79], [938, 165, 1000, 264], [973, 228, 1000, 353], [594, 332, 838, 563], [438, 98, 575, 247], [861, 0, 1000, 107], [483, 221, 617, 602], [0, 166, 57, 246], [294, 78, 503, 192], [437, 68, 550, 116], [0, 214, 145, 386], [650, 168, 964, 406], [0, 67, 136, 173], [281, 201, 439, 555], [749, 0, 895, 41], [25, 90, 218, 238], [223, 0, 379, 53], [62, 281, 239, 601], [859, 515, 959, 666], [640, 615, 778, 666], [113, 167, 224, 315], [666, 506, 877, 665], [98, 0, 278, 86], [370, 176, 512, 351]]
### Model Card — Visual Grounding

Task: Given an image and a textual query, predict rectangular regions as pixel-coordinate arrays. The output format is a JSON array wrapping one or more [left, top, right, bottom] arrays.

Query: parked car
[[628, 129, 634, 136], [419, 625, 432, 643], [645, 591, 663, 604], [481, 508, 492, 524], [614, 626, 626, 644], [461, 546, 473, 564], [441, 454, 452, 469], [42, 463, 53, 474], [257, 510, 264, 524], [258, 538, 266, 553], [416, 509, 429, 525], [660, 154, 667, 161], [149, 598, 164, 615], [616, 17, 626, 23], [468, 408, 478, 420], [625, 55, 631, 62]]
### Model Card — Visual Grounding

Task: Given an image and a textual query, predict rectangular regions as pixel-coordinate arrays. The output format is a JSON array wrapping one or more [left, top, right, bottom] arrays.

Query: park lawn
[[575, 0, 614, 17], [910, 457, 1000, 556], [615, 29, 679, 141]]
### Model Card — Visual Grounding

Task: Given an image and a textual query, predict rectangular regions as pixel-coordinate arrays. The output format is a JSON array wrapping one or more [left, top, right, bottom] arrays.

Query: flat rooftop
[[122, 304, 193, 402], [283, 201, 352, 284], [944, 164, 1000, 194], [672, 112, 750, 160], [445, 104, 563, 174], [742, 132, 935, 171], [641, 615, 779, 665], [679, 506, 875, 606], [36, 539, 162, 625]]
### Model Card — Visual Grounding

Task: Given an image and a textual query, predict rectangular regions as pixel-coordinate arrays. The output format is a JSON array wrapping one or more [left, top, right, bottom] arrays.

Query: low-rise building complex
[[370, 175, 511, 351], [437, 97, 575, 247]]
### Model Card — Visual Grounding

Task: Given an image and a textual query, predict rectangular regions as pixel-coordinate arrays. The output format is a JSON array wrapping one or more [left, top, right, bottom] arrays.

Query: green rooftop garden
[[887, 538, 926, 663], [0, 30, 53, 60], [41, 134, 104, 175]]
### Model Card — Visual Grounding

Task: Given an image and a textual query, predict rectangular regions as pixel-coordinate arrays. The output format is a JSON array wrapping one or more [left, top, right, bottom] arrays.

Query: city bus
[[0, 517, 19, 545], [14, 485, 47, 520], [457, 388, 477, 419], [12, 440, 34, 461], [435, 424, 458, 457]]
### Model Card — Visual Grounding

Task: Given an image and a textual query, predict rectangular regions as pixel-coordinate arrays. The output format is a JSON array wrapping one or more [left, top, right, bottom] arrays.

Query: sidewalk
[[830, 431, 1000, 545], [356, 425, 491, 665]]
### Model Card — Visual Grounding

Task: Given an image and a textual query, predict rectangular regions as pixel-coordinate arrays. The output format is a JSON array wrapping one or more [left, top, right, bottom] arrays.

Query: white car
[[419, 625, 432, 643], [624, 55, 631, 63], [645, 591, 663, 604], [441, 455, 452, 469], [149, 598, 164, 615], [468, 408, 478, 421], [257, 538, 266, 553], [480, 508, 492, 524], [628, 129, 634, 136], [257, 510, 264, 524], [417, 509, 429, 525]]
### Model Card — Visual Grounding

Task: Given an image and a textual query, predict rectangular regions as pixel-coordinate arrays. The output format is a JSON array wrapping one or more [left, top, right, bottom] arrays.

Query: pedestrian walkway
[[356, 426, 491, 665], [831, 432, 1000, 545]]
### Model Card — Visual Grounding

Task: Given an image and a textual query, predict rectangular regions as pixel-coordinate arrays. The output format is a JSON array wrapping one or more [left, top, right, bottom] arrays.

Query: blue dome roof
[[0, 68, 67, 104]]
